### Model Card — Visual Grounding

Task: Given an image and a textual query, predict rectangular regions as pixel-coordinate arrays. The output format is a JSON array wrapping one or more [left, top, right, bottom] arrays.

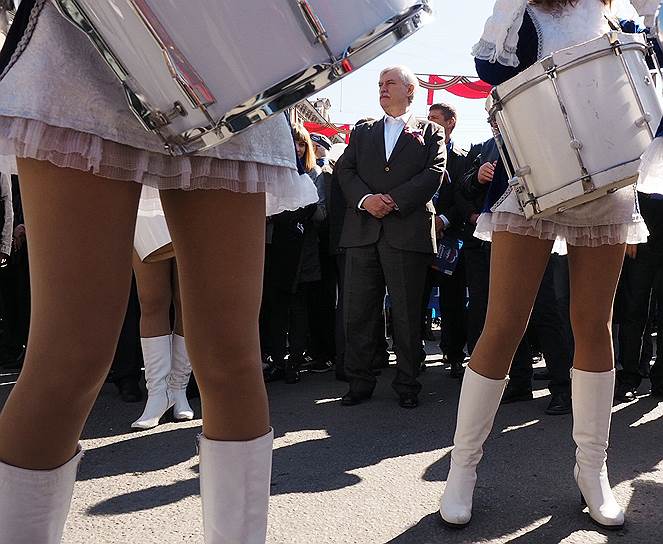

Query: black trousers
[[464, 244, 570, 392], [110, 275, 143, 384], [262, 283, 309, 363], [529, 257, 572, 394], [618, 243, 663, 388], [423, 254, 467, 364], [334, 253, 389, 376], [0, 248, 30, 352], [464, 243, 490, 355], [344, 237, 431, 396], [305, 254, 337, 361]]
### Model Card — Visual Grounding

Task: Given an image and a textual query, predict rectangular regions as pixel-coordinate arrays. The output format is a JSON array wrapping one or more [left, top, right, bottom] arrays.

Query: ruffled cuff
[[472, 38, 520, 67], [637, 137, 663, 195]]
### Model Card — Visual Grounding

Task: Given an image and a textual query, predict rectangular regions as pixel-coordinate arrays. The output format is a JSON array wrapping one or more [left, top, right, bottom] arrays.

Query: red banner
[[304, 122, 351, 144], [419, 75, 493, 105]]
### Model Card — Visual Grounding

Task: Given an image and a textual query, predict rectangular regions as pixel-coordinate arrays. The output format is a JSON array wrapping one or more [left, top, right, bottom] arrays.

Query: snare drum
[[487, 32, 663, 219], [134, 187, 174, 263], [52, 0, 431, 156]]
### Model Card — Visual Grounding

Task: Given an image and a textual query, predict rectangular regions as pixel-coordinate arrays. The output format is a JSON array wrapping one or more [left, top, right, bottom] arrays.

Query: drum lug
[[542, 57, 557, 78], [296, 0, 338, 64], [636, 113, 653, 127], [151, 102, 188, 129], [581, 175, 595, 194], [569, 139, 583, 151]]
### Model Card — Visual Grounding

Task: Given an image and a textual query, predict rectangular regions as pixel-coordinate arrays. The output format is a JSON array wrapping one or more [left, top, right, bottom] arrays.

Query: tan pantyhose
[[132, 252, 184, 337], [0, 158, 269, 469], [469, 231, 626, 381]]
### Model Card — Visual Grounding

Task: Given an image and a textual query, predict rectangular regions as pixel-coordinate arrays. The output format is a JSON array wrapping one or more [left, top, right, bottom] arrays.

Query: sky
[[312, 0, 495, 149]]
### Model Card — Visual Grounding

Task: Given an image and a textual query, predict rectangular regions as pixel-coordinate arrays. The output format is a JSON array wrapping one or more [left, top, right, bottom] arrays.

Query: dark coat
[[325, 155, 346, 256], [338, 117, 446, 254], [435, 141, 470, 241], [264, 204, 316, 293]]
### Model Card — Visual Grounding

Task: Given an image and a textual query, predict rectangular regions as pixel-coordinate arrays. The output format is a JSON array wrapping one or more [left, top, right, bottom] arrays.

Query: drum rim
[[53, 0, 432, 156]]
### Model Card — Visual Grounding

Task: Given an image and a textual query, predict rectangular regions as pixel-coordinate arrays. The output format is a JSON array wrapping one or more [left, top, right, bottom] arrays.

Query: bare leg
[[172, 262, 184, 337], [0, 159, 140, 469], [470, 231, 554, 379], [440, 230, 553, 527], [160, 188, 269, 441], [567, 243, 626, 373], [567, 243, 626, 528], [132, 252, 174, 337]]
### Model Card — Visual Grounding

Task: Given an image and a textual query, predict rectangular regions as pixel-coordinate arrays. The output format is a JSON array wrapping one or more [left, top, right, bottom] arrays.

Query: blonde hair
[[292, 123, 316, 172]]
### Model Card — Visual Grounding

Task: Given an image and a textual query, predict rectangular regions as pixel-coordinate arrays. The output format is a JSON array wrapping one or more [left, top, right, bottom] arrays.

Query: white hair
[[379, 65, 419, 104]]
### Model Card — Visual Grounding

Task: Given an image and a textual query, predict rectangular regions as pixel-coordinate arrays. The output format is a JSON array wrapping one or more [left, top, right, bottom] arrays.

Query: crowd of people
[[2, 97, 662, 416], [3, 0, 662, 540]]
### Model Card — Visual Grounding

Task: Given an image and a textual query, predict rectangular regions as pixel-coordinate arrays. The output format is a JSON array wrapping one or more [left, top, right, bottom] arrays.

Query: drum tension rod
[[296, 1, 351, 73]]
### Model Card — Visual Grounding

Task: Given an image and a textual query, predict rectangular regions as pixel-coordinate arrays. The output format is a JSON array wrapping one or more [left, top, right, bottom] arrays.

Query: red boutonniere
[[403, 125, 425, 145]]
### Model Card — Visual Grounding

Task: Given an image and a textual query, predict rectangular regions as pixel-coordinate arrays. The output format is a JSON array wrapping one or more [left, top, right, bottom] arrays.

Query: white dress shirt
[[358, 112, 412, 210], [384, 112, 411, 161]]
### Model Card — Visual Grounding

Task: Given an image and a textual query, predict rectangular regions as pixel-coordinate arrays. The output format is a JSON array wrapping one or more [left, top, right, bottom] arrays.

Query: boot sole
[[439, 515, 470, 530]]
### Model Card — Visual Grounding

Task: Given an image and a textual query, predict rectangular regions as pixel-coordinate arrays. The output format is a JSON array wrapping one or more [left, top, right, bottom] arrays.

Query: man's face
[[313, 142, 327, 159], [379, 70, 412, 113], [428, 109, 456, 138]]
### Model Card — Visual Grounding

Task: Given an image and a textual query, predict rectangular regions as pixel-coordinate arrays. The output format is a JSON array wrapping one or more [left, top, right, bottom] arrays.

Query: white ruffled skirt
[[0, 117, 318, 217], [474, 181, 649, 248]]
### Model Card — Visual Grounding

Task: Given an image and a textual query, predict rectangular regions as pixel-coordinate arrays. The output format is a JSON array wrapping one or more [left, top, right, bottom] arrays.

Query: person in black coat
[[424, 103, 472, 378], [338, 66, 446, 408]]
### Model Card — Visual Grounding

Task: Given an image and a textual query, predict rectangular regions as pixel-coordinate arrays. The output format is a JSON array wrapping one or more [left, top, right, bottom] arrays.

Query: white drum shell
[[489, 32, 663, 218], [60, 0, 421, 151]]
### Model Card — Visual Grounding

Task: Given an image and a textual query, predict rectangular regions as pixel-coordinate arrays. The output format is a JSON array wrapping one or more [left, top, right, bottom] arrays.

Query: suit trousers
[[343, 236, 431, 396]]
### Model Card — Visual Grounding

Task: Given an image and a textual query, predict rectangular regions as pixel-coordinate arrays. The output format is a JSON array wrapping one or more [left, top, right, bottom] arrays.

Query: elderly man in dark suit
[[338, 65, 446, 408]]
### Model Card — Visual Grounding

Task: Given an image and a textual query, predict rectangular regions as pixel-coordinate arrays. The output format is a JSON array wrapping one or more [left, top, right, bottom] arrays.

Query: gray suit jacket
[[338, 117, 446, 254]]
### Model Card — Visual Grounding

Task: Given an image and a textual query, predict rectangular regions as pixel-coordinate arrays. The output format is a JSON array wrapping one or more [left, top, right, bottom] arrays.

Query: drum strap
[[604, 14, 622, 32], [0, 0, 45, 82]]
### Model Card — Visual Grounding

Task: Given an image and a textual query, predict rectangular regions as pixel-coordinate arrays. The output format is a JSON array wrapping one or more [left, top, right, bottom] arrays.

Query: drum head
[[143, 243, 175, 263]]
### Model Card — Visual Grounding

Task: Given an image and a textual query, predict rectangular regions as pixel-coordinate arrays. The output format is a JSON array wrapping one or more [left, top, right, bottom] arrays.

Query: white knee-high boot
[[572, 368, 624, 529], [439, 368, 507, 527], [0, 448, 83, 544], [199, 429, 274, 544], [169, 334, 194, 421], [132, 335, 174, 429]]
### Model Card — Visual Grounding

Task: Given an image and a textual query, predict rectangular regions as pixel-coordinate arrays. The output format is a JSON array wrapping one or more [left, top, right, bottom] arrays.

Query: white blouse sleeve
[[610, 0, 645, 26], [472, 0, 528, 67]]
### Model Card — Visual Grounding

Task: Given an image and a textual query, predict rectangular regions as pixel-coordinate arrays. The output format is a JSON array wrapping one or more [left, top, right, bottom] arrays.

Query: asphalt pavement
[[1, 348, 662, 544]]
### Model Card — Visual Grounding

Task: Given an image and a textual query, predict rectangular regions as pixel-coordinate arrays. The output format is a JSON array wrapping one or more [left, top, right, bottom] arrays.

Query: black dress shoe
[[614, 382, 638, 402], [341, 391, 372, 406], [263, 362, 285, 383], [284, 363, 300, 384], [449, 360, 465, 379], [399, 393, 419, 409], [117, 378, 143, 403], [501, 385, 533, 404], [545, 391, 571, 415]]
